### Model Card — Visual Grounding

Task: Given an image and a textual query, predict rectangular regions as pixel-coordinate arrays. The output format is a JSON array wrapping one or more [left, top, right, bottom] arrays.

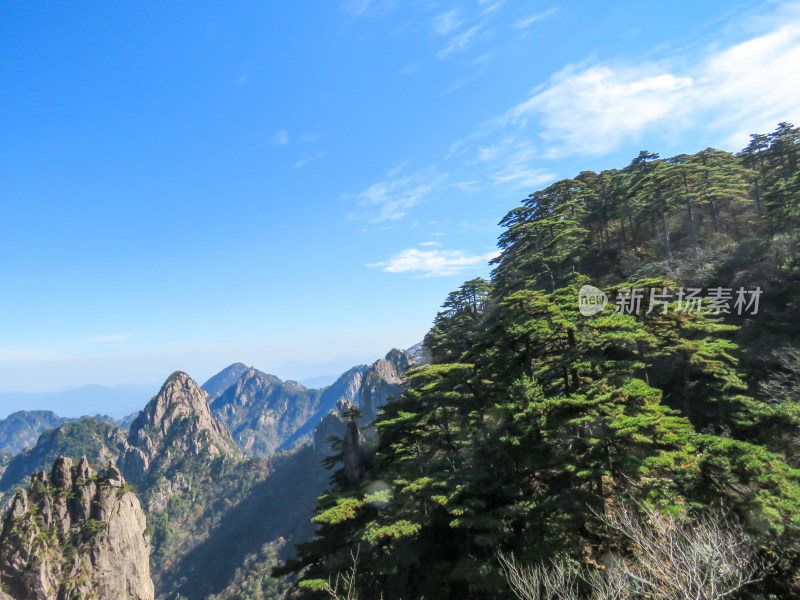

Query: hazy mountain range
[[0, 384, 156, 420], [0, 346, 418, 599]]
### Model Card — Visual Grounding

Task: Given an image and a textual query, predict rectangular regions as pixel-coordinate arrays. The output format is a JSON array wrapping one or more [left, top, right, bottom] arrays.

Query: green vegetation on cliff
[[286, 124, 800, 600]]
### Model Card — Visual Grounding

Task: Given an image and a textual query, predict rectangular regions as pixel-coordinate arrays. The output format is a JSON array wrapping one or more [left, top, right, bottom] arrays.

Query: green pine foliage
[[286, 124, 800, 599]]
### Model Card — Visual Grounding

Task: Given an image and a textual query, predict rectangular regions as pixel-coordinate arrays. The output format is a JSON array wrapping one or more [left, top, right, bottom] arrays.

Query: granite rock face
[[313, 349, 415, 455], [122, 372, 240, 519], [124, 372, 239, 482], [358, 349, 415, 419], [0, 456, 154, 600]]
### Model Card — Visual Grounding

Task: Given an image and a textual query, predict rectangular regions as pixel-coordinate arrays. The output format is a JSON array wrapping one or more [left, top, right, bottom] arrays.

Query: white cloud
[[512, 66, 694, 156], [354, 170, 446, 222], [340, 0, 395, 17], [367, 247, 500, 277], [438, 26, 481, 58], [513, 8, 558, 30], [271, 129, 289, 145], [441, 80, 469, 96], [432, 10, 462, 36], [295, 151, 327, 168], [340, 0, 373, 17], [401, 62, 421, 76], [419, 241, 441, 247], [507, 20, 800, 156], [476, 138, 556, 189], [386, 161, 407, 177]]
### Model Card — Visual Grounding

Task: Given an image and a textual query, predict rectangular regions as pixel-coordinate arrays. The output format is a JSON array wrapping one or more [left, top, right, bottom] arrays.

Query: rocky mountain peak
[[209, 368, 322, 456], [0, 455, 154, 600], [124, 371, 239, 484]]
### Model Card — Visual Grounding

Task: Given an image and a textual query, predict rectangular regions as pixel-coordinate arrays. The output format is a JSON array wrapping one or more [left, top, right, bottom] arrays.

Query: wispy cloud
[[400, 62, 422, 76], [295, 151, 327, 168], [432, 10, 462, 36], [438, 25, 481, 58], [340, 0, 395, 18], [474, 138, 556, 189], [513, 8, 558, 30], [353, 170, 447, 222], [340, 0, 373, 17], [505, 18, 800, 156], [367, 247, 500, 277], [271, 129, 290, 145]]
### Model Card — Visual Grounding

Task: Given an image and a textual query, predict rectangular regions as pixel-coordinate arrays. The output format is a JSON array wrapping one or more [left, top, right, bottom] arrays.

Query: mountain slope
[[0, 411, 70, 454], [313, 350, 414, 455], [0, 418, 130, 496], [210, 369, 324, 456], [278, 364, 369, 453], [154, 446, 328, 599], [123, 372, 239, 502], [358, 349, 414, 419], [201, 363, 249, 400]]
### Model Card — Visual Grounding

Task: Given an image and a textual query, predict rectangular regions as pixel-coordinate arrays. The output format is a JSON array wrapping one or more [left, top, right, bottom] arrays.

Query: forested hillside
[[285, 124, 800, 599]]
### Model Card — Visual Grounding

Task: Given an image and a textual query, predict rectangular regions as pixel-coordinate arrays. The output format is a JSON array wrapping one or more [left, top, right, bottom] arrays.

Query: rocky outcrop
[[278, 365, 369, 454], [313, 399, 355, 455], [341, 419, 368, 488], [358, 349, 415, 419], [313, 350, 415, 456], [201, 363, 249, 401], [123, 372, 239, 489], [0, 456, 153, 600], [0, 418, 130, 497]]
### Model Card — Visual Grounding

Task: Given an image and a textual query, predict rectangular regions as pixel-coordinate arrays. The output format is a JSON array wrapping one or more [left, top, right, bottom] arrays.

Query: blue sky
[[2, 1, 800, 396]]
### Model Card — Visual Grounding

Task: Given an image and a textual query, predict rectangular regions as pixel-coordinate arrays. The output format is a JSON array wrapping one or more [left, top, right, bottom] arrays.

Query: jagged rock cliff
[[124, 372, 238, 479], [0, 418, 130, 497], [122, 372, 239, 513], [277, 365, 369, 453], [314, 349, 415, 455], [0, 456, 153, 600], [210, 368, 323, 456], [358, 349, 414, 419]]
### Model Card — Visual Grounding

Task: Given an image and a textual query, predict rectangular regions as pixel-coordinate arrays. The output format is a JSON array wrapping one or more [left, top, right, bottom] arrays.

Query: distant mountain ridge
[[209, 368, 324, 456], [0, 384, 156, 420], [313, 348, 417, 454], [0, 346, 420, 599], [200, 362, 249, 400], [0, 411, 70, 454]]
